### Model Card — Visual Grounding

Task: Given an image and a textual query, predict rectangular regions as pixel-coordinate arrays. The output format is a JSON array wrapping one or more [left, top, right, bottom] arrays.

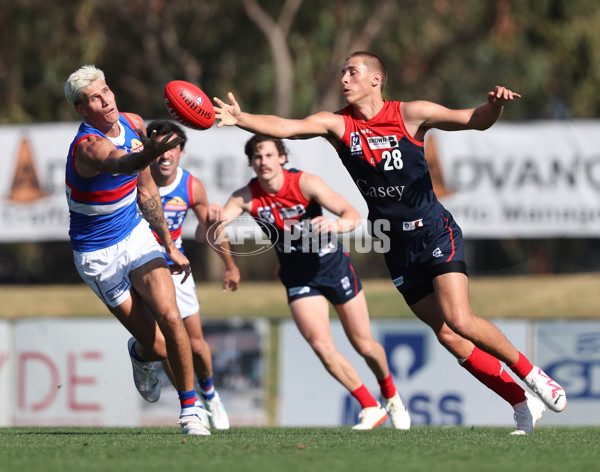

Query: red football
[[164, 80, 215, 130]]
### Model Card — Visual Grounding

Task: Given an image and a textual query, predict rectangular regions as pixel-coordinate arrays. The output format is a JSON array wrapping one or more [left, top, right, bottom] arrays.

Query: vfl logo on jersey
[[350, 132, 362, 156], [130, 138, 143, 153], [279, 204, 305, 219], [432, 247, 443, 258], [164, 196, 188, 212], [257, 206, 276, 224], [367, 135, 398, 150]]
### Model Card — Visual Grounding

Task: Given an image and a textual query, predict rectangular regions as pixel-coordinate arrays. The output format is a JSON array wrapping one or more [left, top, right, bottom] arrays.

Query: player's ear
[[372, 72, 382, 88]]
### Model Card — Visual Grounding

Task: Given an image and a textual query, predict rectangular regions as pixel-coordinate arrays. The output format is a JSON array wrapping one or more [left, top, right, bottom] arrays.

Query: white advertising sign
[[0, 320, 11, 426], [13, 318, 136, 426], [532, 321, 600, 425], [2, 318, 268, 427], [3, 120, 600, 241], [433, 121, 600, 238], [279, 319, 530, 427]]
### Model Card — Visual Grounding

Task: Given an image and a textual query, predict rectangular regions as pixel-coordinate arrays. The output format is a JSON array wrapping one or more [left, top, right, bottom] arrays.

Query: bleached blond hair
[[64, 65, 106, 107]]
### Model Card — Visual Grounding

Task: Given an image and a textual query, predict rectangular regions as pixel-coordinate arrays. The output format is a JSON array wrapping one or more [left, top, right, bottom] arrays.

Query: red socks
[[461, 347, 526, 406], [508, 351, 534, 380], [351, 384, 379, 409], [377, 373, 397, 400]]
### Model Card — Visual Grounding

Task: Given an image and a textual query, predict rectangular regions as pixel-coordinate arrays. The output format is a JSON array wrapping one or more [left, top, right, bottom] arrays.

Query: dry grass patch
[[1, 274, 599, 320]]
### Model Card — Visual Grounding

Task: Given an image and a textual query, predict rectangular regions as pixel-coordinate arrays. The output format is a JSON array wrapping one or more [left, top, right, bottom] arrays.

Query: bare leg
[[161, 313, 213, 388], [127, 258, 195, 392], [334, 290, 389, 380], [290, 295, 363, 392], [431, 272, 519, 365]]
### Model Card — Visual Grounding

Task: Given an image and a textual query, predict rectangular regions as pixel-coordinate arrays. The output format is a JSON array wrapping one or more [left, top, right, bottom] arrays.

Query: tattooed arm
[[137, 167, 191, 280]]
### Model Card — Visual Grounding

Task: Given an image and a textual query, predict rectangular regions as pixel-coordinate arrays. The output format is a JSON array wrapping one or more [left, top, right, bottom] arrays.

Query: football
[[164, 80, 215, 130]]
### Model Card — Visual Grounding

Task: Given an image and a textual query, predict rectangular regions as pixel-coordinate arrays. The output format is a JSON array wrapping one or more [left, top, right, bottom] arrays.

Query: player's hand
[[222, 266, 240, 292], [309, 216, 337, 234], [487, 86, 521, 108], [167, 247, 192, 283], [207, 203, 224, 223], [213, 92, 241, 127], [135, 129, 184, 158]]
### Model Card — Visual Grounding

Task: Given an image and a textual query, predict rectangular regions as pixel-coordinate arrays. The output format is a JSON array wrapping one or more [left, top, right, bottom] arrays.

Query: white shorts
[[172, 270, 200, 319], [73, 220, 165, 308]]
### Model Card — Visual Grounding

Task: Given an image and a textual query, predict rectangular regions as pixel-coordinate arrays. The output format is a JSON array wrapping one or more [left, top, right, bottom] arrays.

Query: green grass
[[0, 426, 598, 472]]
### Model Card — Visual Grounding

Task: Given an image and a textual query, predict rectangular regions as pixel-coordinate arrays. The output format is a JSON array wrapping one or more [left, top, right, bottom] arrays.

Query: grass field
[[1, 273, 600, 319], [1, 426, 598, 472], [1, 276, 598, 472]]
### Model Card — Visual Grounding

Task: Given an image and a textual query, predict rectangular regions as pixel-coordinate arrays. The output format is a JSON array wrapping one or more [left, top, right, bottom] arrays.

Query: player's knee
[[189, 337, 207, 356], [310, 339, 337, 359], [436, 327, 464, 352], [444, 313, 474, 340], [353, 339, 376, 359], [155, 310, 184, 335]]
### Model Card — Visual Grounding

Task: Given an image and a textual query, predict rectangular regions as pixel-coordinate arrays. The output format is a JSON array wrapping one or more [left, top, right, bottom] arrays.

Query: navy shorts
[[383, 208, 468, 306], [279, 249, 362, 305]]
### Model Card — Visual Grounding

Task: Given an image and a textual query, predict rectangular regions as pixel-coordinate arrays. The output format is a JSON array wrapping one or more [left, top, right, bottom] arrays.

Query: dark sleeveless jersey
[[337, 100, 442, 239], [248, 168, 338, 268]]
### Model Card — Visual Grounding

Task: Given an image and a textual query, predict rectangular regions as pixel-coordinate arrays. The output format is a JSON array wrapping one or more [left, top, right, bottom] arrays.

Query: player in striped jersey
[[64, 65, 208, 435]]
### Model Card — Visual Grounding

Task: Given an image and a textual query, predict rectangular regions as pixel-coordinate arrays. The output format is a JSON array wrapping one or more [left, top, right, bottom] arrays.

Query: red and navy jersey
[[337, 100, 442, 238], [153, 167, 194, 262], [66, 114, 143, 251], [248, 169, 337, 265]]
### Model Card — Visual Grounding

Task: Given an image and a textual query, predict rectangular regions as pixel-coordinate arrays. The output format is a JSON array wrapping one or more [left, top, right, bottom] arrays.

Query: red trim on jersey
[[345, 252, 359, 293], [71, 134, 97, 178], [443, 215, 456, 262], [66, 177, 137, 203], [187, 174, 195, 207], [170, 226, 183, 242], [121, 113, 138, 131]]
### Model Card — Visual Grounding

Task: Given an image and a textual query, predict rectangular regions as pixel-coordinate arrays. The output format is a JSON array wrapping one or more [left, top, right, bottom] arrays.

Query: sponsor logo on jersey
[[355, 179, 405, 201], [350, 132, 362, 156], [279, 204, 305, 219], [131, 138, 143, 152], [432, 247, 443, 258], [258, 203, 305, 222], [367, 135, 398, 150], [164, 196, 188, 212]]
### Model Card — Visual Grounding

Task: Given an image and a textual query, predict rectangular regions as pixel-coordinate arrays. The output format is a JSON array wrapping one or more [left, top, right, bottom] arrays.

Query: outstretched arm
[[213, 92, 345, 143], [402, 85, 521, 141]]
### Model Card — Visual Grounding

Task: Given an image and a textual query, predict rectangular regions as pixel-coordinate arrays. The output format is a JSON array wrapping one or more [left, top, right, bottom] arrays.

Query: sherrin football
[[164, 80, 215, 130]]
